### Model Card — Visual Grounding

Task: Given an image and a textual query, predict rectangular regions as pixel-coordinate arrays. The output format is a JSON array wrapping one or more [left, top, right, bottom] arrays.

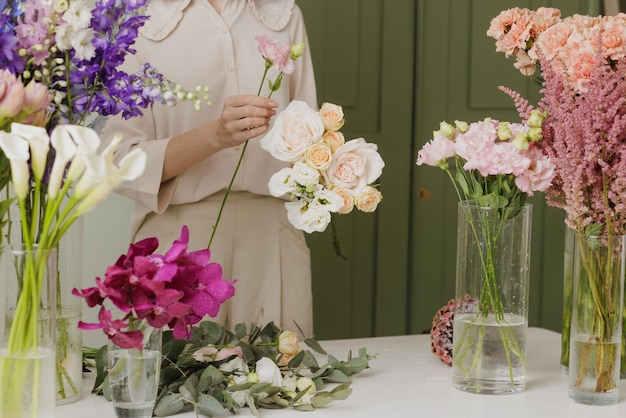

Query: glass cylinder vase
[[569, 233, 625, 405], [55, 216, 84, 404], [108, 325, 162, 418], [452, 201, 532, 394], [0, 245, 57, 418]]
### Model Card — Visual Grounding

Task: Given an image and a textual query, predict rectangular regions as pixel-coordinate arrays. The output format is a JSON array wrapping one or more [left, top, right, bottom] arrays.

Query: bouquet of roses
[[260, 101, 385, 234], [73, 225, 236, 349]]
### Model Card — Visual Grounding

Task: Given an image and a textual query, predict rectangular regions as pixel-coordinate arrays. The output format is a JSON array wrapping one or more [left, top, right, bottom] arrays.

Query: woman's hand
[[215, 95, 278, 147]]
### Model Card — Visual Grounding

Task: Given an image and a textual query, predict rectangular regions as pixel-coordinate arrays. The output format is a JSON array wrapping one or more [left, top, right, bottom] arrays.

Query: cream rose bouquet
[[260, 101, 385, 237]]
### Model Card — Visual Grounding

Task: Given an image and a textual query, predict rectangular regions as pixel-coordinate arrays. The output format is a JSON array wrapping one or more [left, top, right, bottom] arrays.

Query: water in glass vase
[[0, 347, 56, 418], [109, 348, 161, 418], [56, 308, 83, 404], [569, 337, 620, 405], [452, 313, 528, 394]]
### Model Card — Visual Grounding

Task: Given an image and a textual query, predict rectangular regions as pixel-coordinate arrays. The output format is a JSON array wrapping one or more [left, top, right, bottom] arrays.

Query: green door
[[298, 0, 600, 340]]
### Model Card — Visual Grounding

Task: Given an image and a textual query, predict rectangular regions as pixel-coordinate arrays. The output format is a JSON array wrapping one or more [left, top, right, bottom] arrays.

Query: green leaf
[[161, 337, 186, 361], [310, 393, 333, 408], [302, 350, 320, 368], [293, 403, 315, 411], [287, 350, 305, 368], [182, 375, 199, 401], [303, 338, 327, 355], [326, 369, 350, 383], [330, 382, 353, 400], [91, 345, 109, 393], [196, 394, 229, 417], [153, 393, 186, 417], [234, 322, 247, 340], [246, 393, 261, 418], [259, 322, 280, 343], [198, 365, 224, 390], [477, 193, 508, 208], [102, 375, 111, 401]]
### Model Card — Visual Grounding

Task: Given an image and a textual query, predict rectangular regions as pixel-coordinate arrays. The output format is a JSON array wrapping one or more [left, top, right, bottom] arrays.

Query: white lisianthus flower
[[260, 100, 324, 162], [287, 199, 332, 233], [314, 187, 343, 213], [228, 375, 249, 407], [292, 160, 320, 186], [255, 357, 283, 387], [219, 357, 249, 373], [267, 167, 295, 197], [281, 375, 298, 393]]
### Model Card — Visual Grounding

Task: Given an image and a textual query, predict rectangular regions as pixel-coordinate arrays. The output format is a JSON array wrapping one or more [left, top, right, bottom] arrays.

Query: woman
[[102, 0, 318, 336]]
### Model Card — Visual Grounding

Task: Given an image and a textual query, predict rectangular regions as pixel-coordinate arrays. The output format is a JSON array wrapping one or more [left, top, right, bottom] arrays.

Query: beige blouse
[[103, 0, 318, 238]]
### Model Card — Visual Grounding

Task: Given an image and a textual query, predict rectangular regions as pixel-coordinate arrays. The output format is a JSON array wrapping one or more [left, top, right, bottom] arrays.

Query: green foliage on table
[[87, 321, 375, 417]]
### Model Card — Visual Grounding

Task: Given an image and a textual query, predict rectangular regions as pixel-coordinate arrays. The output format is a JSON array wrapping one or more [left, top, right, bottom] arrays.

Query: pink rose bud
[[23, 80, 52, 113]]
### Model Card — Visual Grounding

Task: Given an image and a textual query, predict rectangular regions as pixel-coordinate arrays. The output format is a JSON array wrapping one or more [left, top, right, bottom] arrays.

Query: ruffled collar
[[140, 0, 295, 41]]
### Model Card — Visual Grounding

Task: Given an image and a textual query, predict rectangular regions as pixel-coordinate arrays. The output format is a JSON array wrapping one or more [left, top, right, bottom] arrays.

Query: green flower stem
[[207, 61, 281, 250]]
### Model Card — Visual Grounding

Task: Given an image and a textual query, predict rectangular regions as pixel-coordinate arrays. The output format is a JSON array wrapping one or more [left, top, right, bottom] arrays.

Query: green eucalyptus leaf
[[161, 337, 186, 360], [196, 393, 229, 417], [153, 393, 186, 417], [302, 350, 320, 368], [235, 322, 247, 340], [183, 375, 199, 400], [303, 338, 327, 355], [227, 381, 255, 392], [287, 350, 305, 368], [199, 365, 224, 389], [310, 393, 333, 408], [330, 382, 353, 400], [293, 403, 315, 411], [326, 369, 350, 383], [346, 356, 370, 374], [259, 322, 280, 343], [309, 364, 332, 379], [179, 384, 194, 402]]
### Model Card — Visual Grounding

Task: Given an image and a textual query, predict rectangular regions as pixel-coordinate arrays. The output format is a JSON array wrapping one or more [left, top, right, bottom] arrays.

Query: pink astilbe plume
[[536, 46, 626, 236]]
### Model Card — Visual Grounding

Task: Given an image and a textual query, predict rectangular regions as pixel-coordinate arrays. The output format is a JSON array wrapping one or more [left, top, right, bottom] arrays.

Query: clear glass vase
[[451, 201, 532, 394], [55, 216, 84, 404], [108, 325, 162, 418], [562, 226, 626, 380], [569, 233, 625, 405], [0, 245, 57, 418]]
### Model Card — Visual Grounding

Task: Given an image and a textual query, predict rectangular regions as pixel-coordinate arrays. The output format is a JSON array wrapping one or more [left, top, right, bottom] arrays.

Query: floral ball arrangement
[[429, 295, 479, 365]]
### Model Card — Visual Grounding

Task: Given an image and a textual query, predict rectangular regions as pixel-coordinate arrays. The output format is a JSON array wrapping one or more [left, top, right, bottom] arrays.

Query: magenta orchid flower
[[74, 225, 235, 348]]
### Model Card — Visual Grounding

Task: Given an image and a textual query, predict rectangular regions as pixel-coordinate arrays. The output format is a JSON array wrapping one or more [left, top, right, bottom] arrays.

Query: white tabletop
[[58, 328, 626, 417]]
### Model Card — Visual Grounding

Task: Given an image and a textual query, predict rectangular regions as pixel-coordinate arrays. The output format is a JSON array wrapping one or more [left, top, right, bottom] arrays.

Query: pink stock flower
[[74, 226, 235, 348]]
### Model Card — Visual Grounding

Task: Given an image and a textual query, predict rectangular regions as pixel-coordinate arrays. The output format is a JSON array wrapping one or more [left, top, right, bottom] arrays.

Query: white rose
[[260, 100, 324, 162], [325, 138, 385, 195], [292, 160, 321, 186], [255, 357, 283, 387], [268, 167, 295, 197]]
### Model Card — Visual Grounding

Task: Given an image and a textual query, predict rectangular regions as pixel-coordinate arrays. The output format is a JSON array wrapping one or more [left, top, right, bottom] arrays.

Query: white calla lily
[[74, 137, 146, 216], [63, 125, 101, 183], [10, 122, 50, 181], [48, 125, 78, 198], [0, 130, 30, 200]]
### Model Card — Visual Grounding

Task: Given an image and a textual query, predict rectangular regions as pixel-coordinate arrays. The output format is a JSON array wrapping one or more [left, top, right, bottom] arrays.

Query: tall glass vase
[[562, 228, 626, 379], [108, 325, 162, 418], [452, 201, 532, 394], [569, 233, 625, 405], [55, 216, 84, 404], [0, 245, 57, 418]]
